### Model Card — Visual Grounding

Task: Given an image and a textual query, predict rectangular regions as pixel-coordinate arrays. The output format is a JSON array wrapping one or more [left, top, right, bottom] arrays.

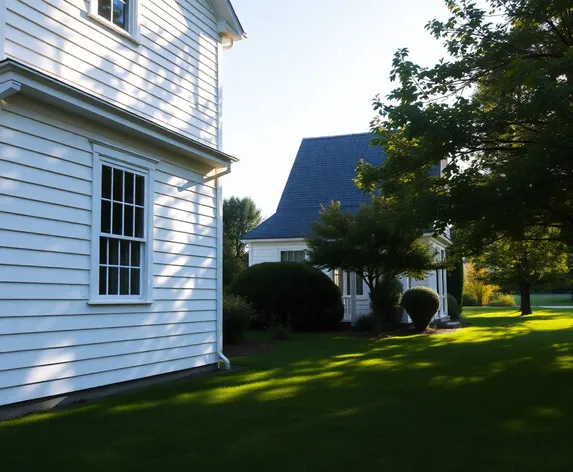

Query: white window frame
[[88, 142, 157, 305], [88, 0, 141, 44], [280, 250, 306, 263]]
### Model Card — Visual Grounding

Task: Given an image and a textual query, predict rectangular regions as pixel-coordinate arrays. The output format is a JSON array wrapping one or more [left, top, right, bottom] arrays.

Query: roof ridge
[[302, 132, 372, 141]]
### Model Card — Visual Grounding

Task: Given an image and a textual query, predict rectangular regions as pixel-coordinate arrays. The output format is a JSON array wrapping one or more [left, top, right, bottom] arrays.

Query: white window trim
[[88, 0, 141, 44], [88, 142, 156, 305]]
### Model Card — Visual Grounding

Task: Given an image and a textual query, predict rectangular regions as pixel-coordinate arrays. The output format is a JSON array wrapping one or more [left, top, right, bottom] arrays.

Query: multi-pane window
[[346, 272, 364, 296], [97, 0, 130, 30], [281, 250, 305, 263], [98, 164, 145, 297]]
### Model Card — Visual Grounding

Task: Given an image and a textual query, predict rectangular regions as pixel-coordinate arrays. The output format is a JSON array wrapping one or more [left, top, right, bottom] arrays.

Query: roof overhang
[[209, 0, 246, 45], [0, 59, 238, 170], [242, 237, 306, 244], [423, 232, 452, 247]]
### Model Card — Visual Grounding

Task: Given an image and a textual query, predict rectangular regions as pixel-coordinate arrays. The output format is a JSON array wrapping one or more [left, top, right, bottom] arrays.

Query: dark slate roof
[[243, 132, 386, 240]]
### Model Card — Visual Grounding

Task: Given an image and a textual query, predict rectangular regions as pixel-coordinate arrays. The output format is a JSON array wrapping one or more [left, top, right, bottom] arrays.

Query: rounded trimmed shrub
[[230, 262, 344, 331], [371, 278, 403, 330], [488, 293, 516, 307], [354, 314, 374, 332], [447, 293, 461, 321], [462, 293, 478, 307], [223, 294, 255, 344], [402, 286, 440, 332]]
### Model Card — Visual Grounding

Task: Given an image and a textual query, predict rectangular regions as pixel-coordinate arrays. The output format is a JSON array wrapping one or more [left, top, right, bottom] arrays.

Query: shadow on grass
[[1, 309, 573, 471]]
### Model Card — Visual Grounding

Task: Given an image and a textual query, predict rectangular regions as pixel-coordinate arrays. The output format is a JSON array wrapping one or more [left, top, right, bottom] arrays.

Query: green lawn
[[2, 308, 573, 471], [514, 292, 573, 306]]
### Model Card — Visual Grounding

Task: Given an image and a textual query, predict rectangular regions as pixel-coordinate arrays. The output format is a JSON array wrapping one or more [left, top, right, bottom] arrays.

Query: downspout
[[215, 40, 230, 370], [216, 173, 230, 370]]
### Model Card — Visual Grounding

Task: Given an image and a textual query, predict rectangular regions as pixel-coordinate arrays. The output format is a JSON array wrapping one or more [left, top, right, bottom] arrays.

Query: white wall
[[0, 96, 220, 406], [4, 0, 220, 148]]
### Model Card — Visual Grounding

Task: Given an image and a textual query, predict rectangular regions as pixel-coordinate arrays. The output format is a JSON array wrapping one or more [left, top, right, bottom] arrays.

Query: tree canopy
[[223, 197, 262, 259], [355, 0, 573, 249], [305, 197, 436, 298], [475, 228, 570, 314], [223, 196, 262, 286]]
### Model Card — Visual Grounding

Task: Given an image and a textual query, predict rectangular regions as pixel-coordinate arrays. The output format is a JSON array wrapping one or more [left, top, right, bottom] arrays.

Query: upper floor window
[[89, 143, 156, 304], [89, 0, 140, 41], [281, 250, 306, 263]]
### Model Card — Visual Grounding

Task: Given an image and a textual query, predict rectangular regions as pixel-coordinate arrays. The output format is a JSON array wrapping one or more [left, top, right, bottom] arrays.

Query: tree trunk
[[519, 282, 533, 316], [570, 282, 573, 301]]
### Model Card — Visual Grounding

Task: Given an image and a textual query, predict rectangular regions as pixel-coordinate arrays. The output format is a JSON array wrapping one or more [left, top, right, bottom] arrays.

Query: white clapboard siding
[[0, 343, 217, 390], [1, 299, 217, 317], [0, 322, 217, 353], [4, 0, 221, 147], [0, 213, 91, 240], [154, 263, 217, 280], [0, 266, 90, 285], [0, 99, 221, 406], [0, 353, 219, 406], [1, 332, 217, 371], [0, 311, 217, 336]]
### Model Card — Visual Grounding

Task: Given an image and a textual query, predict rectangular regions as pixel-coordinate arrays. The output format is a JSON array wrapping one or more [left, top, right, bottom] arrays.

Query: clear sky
[[222, 0, 452, 217]]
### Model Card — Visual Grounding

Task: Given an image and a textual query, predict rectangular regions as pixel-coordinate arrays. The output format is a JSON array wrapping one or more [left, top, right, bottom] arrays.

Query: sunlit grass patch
[[1, 308, 573, 471]]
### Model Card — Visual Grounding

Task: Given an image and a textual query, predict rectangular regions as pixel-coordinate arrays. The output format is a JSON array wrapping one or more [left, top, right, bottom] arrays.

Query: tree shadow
[[1, 311, 573, 471]]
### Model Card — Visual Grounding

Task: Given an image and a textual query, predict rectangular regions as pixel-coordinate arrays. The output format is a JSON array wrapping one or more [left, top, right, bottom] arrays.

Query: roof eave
[[211, 0, 246, 43], [0, 59, 239, 169]]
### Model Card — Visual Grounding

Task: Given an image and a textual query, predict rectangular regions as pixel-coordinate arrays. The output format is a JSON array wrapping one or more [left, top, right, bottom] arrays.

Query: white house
[[242, 133, 451, 323], [0, 0, 244, 411]]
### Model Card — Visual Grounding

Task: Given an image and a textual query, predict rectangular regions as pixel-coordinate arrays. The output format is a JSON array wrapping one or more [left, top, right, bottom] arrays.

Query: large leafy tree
[[355, 0, 573, 248], [223, 197, 262, 285], [305, 197, 436, 328], [476, 228, 570, 315], [223, 197, 262, 258]]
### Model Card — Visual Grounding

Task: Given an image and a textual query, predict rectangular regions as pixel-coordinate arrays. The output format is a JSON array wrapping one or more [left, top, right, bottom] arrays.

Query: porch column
[[350, 272, 357, 323]]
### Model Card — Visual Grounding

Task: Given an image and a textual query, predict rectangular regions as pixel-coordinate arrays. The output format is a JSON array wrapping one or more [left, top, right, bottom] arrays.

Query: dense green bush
[[354, 314, 374, 332], [488, 293, 516, 307], [462, 293, 478, 306], [447, 294, 461, 321], [371, 278, 404, 330], [223, 294, 256, 344], [230, 262, 344, 331], [402, 286, 440, 332], [447, 260, 464, 305]]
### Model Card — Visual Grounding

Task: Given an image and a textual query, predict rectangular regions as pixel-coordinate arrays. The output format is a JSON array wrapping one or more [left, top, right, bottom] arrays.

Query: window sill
[[87, 12, 141, 45], [88, 299, 153, 306]]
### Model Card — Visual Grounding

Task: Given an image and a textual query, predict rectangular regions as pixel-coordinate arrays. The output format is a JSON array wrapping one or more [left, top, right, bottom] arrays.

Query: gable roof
[[243, 132, 386, 240]]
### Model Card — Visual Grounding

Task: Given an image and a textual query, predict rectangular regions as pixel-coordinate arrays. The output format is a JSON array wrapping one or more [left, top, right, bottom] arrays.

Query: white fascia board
[[210, 0, 246, 42], [241, 238, 306, 244], [0, 60, 237, 170], [423, 232, 452, 247]]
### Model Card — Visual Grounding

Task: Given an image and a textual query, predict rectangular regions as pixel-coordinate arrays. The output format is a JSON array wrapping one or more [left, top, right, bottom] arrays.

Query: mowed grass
[[2, 308, 573, 471], [514, 292, 573, 307]]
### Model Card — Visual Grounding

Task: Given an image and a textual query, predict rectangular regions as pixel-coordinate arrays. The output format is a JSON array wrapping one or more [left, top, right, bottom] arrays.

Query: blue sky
[[222, 0, 452, 217]]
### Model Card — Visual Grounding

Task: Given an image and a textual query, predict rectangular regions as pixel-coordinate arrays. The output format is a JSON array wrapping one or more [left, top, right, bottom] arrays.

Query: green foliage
[[464, 263, 498, 307], [447, 294, 461, 321], [230, 262, 344, 332], [488, 293, 516, 307], [355, 0, 573, 253], [353, 314, 374, 332], [402, 286, 441, 332], [268, 324, 291, 341], [447, 260, 464, 305], [478, 229, 570, 292], [305, 196, 435, 332], [223, 197, 262, 286], [223, 233, 247, 287], [462, 293, 478, 307], [223, 294, 255, 344], [371, 278, 403, 330]]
